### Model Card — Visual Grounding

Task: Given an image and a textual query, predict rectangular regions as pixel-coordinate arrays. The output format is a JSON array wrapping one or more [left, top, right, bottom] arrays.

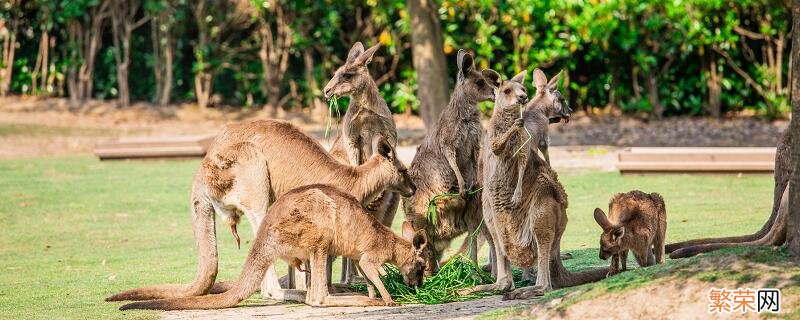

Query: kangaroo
[[593, 191, 667, 275], [323, 42, 401, 284], [511, 69, 572, 205], [117, 185, 430, 310], [459, 69, 607, 300], [403, 49, 500, 272], [666, 130, 792, 256], [106, 119, 415, 303]]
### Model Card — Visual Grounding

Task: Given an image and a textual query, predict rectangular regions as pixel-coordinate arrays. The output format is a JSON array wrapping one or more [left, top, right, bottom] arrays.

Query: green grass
[[0, 157, 778, 319]]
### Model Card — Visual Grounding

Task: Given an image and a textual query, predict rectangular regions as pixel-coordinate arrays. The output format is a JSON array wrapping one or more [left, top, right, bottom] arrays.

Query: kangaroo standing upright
[[460, 69, 607, 300], [323, 42, 401, 283], [403, 50, 500, 272], [593, 191, 667, 275], [106, 120, 415, 303], [117, 185, 430, 310]]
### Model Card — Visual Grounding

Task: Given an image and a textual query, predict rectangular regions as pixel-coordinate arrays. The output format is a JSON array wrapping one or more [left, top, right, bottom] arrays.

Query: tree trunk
[[0, 19, 17, 96], [304, 50, 326, 122], [151, 11, 174, 106], [787, 0, 800, 257], [707, 56, 722, 118], [646, 72, 663, 119], [193, 0, 211, 109], [408, 0, 449, 129], [258, 2, 292, 115]]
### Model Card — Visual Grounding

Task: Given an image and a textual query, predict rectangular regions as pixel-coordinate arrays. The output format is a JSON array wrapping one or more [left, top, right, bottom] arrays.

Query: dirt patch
[[514, 254, 800, 320]]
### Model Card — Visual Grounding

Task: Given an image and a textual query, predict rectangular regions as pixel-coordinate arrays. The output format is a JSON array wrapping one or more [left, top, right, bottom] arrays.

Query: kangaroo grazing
[[106, 119, 415, 303], [593, 191, 667, 275], [403, 49, 500, 272], [323, 42, 401, 283], [666, 130, 792, 258], [118, 185, 430, 310], [511, 69, 572, 205], [460, 69, 607, 300]]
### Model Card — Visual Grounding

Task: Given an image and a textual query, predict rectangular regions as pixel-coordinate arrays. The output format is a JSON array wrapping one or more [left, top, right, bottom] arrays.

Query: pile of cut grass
[[353, 254, 496, 304]]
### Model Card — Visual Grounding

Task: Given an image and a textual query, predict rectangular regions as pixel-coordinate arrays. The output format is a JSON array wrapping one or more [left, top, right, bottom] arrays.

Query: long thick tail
[[669, 183, 790, 259], [551, 246, 608, 288], [119, 235, 275, 310], [666, 132, 791, 253], [107, 185, 220, 302]]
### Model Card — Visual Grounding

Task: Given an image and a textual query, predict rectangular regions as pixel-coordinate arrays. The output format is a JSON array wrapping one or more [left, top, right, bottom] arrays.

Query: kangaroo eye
[[342, 73, 354, 80], [476, 79, 485, 87], [504, 89, 512, 95]]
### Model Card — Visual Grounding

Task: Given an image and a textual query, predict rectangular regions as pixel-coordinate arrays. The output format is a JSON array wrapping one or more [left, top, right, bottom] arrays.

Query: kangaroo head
[[594, 208, 625, 260], [399, 221, 430, 287], [529, 68, 572, 123], [370, 136, 416, 197], [495, 70, 528, 110], [455, 49, 500, 103], [322, 42, 380, 100]]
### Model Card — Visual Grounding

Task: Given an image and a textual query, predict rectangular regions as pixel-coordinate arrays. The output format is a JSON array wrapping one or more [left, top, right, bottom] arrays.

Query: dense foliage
[[0, 0, 792, 118]]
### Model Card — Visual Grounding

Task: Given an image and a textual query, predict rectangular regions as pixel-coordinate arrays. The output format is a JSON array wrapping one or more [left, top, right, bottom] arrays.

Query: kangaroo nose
[[519, 94, 528, 103]]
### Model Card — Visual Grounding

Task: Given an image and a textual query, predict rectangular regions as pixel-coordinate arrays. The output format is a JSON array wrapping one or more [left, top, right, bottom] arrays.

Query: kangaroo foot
[[560, 252, 573, 260], [502, 285, 546, 300], [457, 281, 514, 296]]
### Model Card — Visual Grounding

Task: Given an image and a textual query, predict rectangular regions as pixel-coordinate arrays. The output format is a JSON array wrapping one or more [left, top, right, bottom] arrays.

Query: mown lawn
[[0, 157, 776, 319]]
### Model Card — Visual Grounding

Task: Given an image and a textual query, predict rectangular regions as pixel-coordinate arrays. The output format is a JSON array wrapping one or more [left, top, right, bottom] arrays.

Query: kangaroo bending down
[[323, 42, 401, 283], [106, 119, 415, 303], [118, 185, 430, 310], [459, 70, 607, 300], [593, 191, 667, 275], [666, 130, 792, 258], [403, 49, 500, 272]]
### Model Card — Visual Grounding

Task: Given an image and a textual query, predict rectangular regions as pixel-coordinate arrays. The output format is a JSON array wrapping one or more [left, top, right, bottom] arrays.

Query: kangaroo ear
[[511, 70, 527, 84], [347, 42, 365, 63], [401, 221, 415, 242], [532, 68, 547, 90], [612, 226, 625, 242], [482, 69, 501, 87], [547, 70, 563, 91], [593, 208, 612, 230], [372, 136, 392, 160], [457, 50, 474, 75], [413, 230, 428, 250], [354, 43, 380, 66]]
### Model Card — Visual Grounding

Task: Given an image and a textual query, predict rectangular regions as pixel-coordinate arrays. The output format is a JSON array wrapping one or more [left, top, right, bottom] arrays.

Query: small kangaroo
[[106, 119, 415, 303], [403, 49, 500, 272], [511, 69, 572, 204], [459, 70, 607, 300], [117, 185, 430, 310], [593, 191, 667, 276], [323, 42, 401, 283]]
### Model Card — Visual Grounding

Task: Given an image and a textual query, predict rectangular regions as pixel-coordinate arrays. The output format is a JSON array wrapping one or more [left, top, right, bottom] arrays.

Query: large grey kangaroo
[[403, 49, 501, 273]]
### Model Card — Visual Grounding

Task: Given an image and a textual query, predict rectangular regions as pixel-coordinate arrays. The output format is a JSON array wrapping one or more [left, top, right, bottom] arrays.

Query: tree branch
[[713, 45, 768, 99]]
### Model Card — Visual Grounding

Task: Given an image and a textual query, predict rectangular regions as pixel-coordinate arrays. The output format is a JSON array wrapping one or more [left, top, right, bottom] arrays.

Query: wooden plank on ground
[[94, 134, 216, 160], [617, 147, 776, 174]]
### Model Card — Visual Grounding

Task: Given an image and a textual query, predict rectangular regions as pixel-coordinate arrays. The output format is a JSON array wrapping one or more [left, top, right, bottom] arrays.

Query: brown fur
[[403, 50, 500, 272], [106, 119, 414, 302], [459, 70, 607, 300], [323, 42, 401, 283], [593, 191, 667, 275], [512, 69, 572, 205], [667, 130, 792, 258], [118, 185, 430, 310]]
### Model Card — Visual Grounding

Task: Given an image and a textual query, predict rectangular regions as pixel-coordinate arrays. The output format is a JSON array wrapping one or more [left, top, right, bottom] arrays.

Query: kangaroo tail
[[119, 236, 275, 310], [107, 186, 219, 302], [551, 248, 609, 288], [666, 133, 791, 253], [669, 183, 790, 259]]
